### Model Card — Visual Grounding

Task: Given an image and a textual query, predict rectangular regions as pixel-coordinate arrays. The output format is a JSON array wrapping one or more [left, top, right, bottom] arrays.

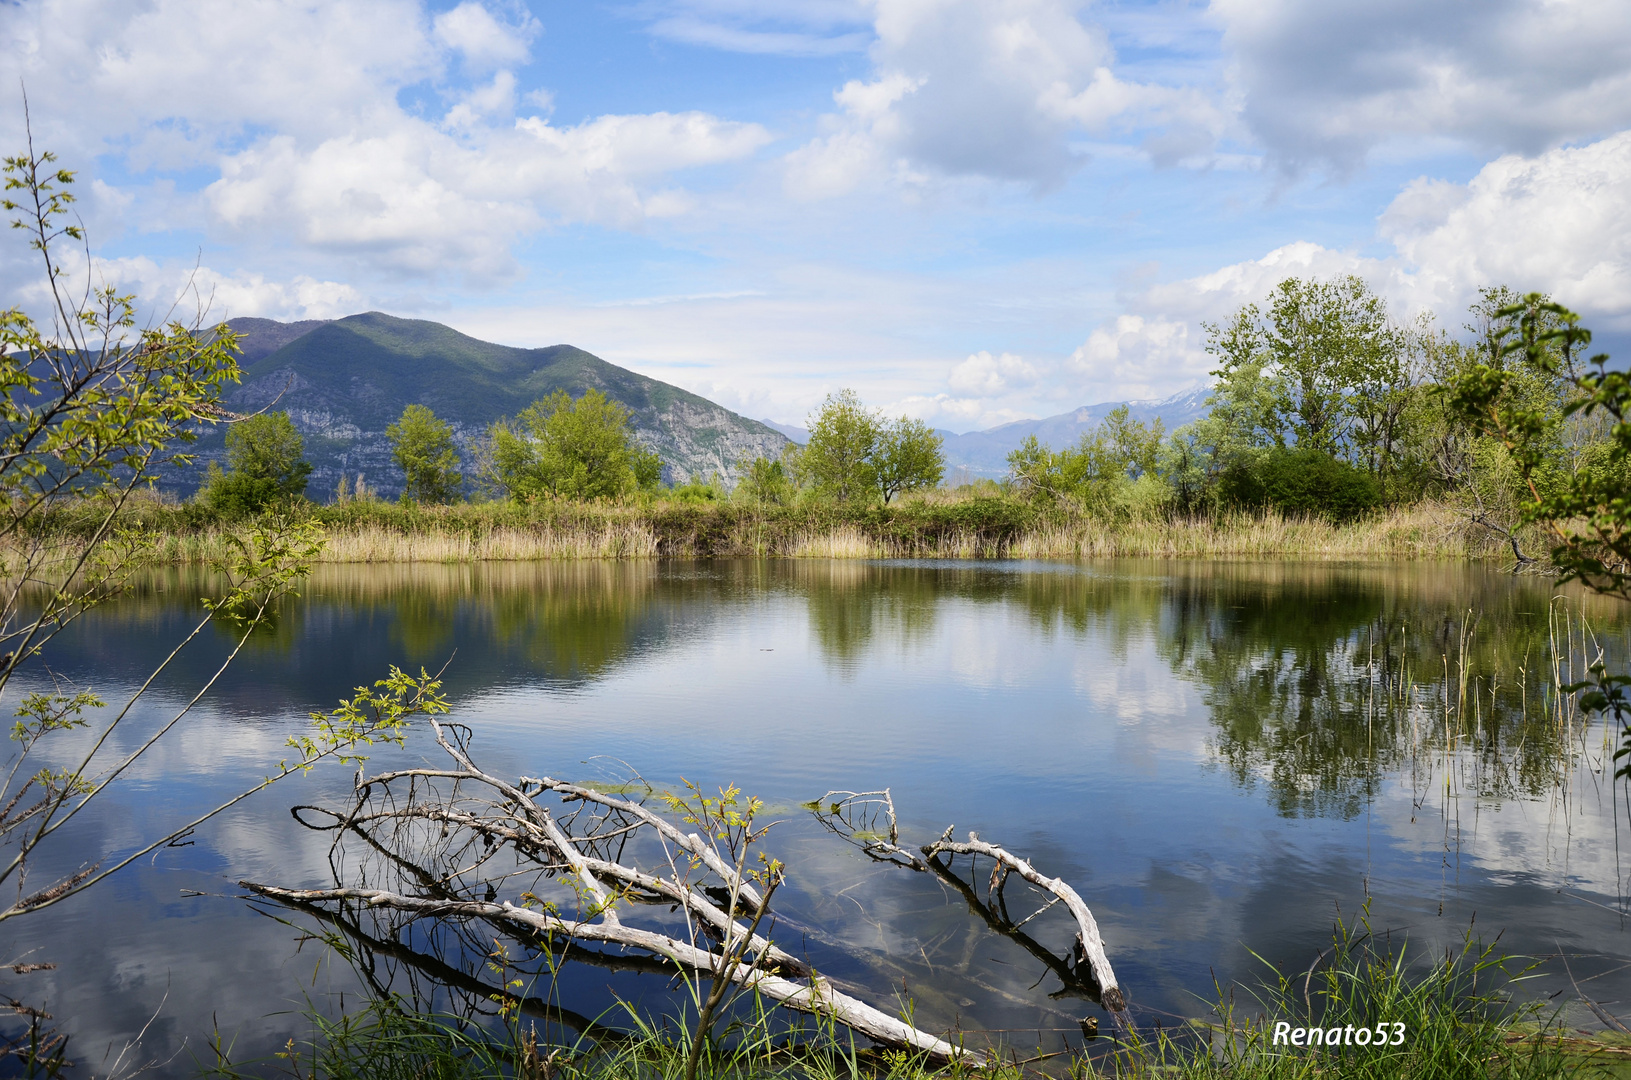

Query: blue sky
[[5, 0, 1631, 431]]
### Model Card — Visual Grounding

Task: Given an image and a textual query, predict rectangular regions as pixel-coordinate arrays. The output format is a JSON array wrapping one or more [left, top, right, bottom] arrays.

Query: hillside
[[174, 313, 788, 498]]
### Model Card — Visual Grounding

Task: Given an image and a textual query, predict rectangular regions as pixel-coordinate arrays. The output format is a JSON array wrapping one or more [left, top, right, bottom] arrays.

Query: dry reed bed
[[99, 500, 1495, 564], [1012, 503, 1475, 560]]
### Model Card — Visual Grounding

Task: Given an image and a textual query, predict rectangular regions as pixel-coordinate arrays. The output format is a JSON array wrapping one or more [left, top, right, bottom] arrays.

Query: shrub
[[201, 411, 313, 517], [1220, 448, 1381, 520]]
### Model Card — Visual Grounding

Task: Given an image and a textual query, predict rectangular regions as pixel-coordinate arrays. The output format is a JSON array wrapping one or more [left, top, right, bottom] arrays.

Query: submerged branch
[[923, 834, 1125, 1014], [812, 790, 1127, 1021], [243, 727, 988, 1064]]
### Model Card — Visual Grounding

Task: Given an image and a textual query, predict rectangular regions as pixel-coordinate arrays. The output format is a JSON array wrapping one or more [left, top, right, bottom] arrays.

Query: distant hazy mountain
[[939, 386, 1213, 479], [176, 313, 789, 498], [760, 419, 809, 444]]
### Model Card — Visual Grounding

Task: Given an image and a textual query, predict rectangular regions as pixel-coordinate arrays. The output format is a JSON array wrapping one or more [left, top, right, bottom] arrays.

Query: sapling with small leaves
[[0, 131, 443, 934]]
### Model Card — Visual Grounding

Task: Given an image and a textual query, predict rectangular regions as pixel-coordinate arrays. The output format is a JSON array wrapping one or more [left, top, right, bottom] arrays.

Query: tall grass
[[1011, 504, 1470, 562], [30, 491, 1510, 565]]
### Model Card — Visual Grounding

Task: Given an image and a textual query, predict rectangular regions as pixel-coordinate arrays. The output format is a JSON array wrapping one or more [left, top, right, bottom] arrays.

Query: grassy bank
[[44, 493, 1517, 565], [202, 919, 1623, 1079]]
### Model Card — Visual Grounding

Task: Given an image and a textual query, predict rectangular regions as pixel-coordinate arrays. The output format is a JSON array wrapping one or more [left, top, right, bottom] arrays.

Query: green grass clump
[[1105, 912, 1574, 1080], [201, 910, 1617, 1080]]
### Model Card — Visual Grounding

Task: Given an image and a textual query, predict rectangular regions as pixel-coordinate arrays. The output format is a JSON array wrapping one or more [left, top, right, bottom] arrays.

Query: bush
[[486, 389, 661, 501], [201, 411, 313, 517], [1220, 448, 1382, 520], [668, 474, 725, 504]]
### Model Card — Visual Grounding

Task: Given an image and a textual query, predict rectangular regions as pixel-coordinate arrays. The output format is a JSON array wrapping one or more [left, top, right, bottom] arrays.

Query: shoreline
[[21, 491, 1530, 566], [105, 497, 1513, 565]]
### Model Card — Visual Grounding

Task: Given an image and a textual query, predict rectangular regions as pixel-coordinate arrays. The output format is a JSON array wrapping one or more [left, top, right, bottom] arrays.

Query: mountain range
[[177, 313, 790, 498]]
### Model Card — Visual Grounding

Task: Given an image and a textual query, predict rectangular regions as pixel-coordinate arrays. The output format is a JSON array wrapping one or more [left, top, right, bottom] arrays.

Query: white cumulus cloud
[[1212, 0, 1631, 175], [948, 350, 1040, 397], [4, 0, 770, 283], [783, 0, 1224, 196], [1066, 315, 1202, 400], [433, 1, 539, 72], [1381, 131, 1631, 324]]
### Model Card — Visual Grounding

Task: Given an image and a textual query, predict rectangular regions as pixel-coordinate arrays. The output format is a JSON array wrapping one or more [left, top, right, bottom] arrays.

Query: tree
[[203, 411, 313, 515], [1441, 294, 1630, 776], [735, 451, 796, 506], [1443, 294, 1630, 596], [1204, 276, 1402, 461], [1004, 406, 1163, 516], [874, 416, 945, 503], [1157, 425, 1213, 516], [800, 389, 879, 503], [1424, 288, 1577, 542], [1350, 311, 1432, 495], [0, 136, 423, 942], [487, 388, 662, 501], [387, 404, 462, 504]]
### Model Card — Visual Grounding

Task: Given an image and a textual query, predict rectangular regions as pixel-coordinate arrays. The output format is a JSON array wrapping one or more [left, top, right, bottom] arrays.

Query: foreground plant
[[206, 910, 1585, 1080], [0, 130, 451, 1067]]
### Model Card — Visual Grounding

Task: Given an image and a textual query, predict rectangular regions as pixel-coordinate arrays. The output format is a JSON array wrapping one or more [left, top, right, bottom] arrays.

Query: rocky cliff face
[[170, 313, 787, 499]]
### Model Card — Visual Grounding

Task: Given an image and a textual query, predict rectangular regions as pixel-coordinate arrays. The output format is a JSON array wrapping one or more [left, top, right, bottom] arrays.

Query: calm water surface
[[8, 558, 1631, 1070]]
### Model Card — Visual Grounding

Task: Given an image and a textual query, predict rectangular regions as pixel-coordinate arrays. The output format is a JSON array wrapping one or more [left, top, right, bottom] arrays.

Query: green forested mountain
[[175, 312, 788, 498]]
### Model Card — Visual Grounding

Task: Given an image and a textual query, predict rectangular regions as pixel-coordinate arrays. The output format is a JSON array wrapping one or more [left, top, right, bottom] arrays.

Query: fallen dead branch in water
[[240, 725, 1129, 1065], [242, 719, 985, 1065], [811, 788, 1127, 1020]]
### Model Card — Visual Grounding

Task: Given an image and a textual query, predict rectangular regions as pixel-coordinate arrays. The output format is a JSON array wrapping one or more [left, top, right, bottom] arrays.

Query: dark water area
[[5, 558, 1630, 1072]]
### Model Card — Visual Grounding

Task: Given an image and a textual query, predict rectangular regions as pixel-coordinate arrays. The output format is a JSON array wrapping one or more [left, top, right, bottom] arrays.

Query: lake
[[6, 558, 1629, 1071]]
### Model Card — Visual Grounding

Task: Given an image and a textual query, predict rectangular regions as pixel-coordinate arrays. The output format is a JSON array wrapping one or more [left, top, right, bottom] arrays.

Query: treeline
[[1011, 278, 1629, 534], [186, 276, 1627, 556], [189, 384, 948, 519]]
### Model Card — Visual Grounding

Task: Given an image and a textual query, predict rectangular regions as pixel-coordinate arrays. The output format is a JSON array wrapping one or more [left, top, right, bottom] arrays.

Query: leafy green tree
[[1156, 425, 1214, 516], [735, 452, 796, 506], [799, 393, 946, 504], [387, 404, 462, 504], [1006, 435, 1072, 502], [202, 411, 312, 516], [1443, 294, 1629, 595], [487, 388, 662, 501], [1094, 407, 1164, 480], [1350, 311, 1433, 495], [875, 416, 945, 503], [1005, 406, 1164, 516], [1441, 293, 1630, 774], [1422, 288, 1580, 540], [801, 389, 879, 503], [1204, 276, 1403, 460]]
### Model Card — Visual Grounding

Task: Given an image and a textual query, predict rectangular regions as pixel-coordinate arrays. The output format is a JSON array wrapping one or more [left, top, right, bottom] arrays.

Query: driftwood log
[[242, 724, 1127, 1060], [812, 790, 1127, 1017]]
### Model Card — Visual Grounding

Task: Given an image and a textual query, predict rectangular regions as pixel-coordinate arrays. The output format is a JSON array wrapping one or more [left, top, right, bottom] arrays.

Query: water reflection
[[10, 558, 1630, 1074], [790, 561, 944, 664], [819, 561, 1625, 820], [67, 560, 1628, 820]]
